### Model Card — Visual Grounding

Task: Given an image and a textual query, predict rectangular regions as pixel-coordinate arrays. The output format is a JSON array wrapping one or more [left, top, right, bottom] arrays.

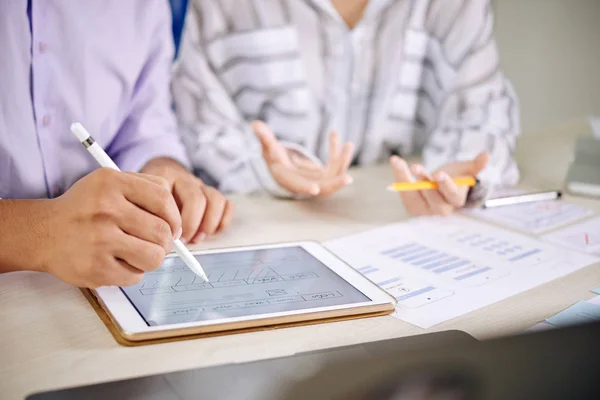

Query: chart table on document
[[326, 216, 598, 328], [121, 247, 369, 326]]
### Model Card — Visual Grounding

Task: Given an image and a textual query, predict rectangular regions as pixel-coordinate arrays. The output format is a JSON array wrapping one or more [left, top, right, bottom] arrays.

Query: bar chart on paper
[[542, 217, 600, 255], [326, 216, 598, 328]]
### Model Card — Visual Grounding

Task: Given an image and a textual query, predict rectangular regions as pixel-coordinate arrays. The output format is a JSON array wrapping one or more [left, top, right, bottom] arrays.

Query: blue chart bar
[[380, 243, 416, 256], [422, 256, 459, 270], [434, 260, 470, 273], [358, 267, 379, 275], [377, 276, 403, 287], [455, 267, 491, 281], [412, 253, 445, 266], [396, 286, 435, 301], [458, 234, 480, 242], [390, 245, 425, 259], [400, 250, 437, 263], [509, 249, 541, 262]]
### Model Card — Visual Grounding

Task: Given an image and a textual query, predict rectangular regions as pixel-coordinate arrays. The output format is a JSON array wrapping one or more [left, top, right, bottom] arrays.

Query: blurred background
[[170, 0, 600, 132], [493, 0, 600, 132]]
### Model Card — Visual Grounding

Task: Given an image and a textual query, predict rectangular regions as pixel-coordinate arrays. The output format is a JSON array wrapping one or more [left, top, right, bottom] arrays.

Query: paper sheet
[[464, 201, 594, 234], [545, 300, 600, 328], [541, 216, 600, 255], [326, 216, 598, 328], [524, 321, 556, 333], [586, 295, 600, 305]]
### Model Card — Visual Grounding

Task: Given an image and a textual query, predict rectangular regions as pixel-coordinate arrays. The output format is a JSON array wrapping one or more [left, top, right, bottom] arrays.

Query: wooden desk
[[1, 121, 599, 399]]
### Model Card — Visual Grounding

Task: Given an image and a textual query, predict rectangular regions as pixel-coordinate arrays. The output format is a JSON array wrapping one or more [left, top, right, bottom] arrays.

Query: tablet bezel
[[94, 241, 396, 341]]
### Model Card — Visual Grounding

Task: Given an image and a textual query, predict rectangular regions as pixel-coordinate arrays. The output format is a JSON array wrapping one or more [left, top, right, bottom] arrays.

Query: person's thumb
[[443, 152, 489, 177]]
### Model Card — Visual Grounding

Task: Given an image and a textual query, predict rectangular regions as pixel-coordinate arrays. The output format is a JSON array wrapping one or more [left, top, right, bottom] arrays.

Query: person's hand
[[40, 168, 184, 288], [390, 152, 489, 216], [140, 158, 234, 244], [252, 121, 354, 197]]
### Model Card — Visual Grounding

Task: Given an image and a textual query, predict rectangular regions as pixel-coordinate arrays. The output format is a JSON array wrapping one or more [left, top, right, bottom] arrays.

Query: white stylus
[[70, 122, 209, 283]]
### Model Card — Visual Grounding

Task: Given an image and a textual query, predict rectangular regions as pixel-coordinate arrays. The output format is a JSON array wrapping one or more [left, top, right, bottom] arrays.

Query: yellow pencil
[[387, 176, 477, 192]]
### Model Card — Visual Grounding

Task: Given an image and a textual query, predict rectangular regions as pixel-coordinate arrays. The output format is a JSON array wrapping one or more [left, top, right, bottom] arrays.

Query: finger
[[117, 201, 174, 253], [336, 142, 355, 176], [442, 151, 490, 177], [390, 156, 429, 215], [111, 259, 145, 287], [198, 186, 228, 235], [433, 171, 467, 208], [252, 120, 288, 163], [290, 152, 321, 172], [326, 131, 341, 170], [120, 173, 182, 236], [172, 180, 207, 244], [216, 199, 235, 233], [316, 175, 353, 197], [135, 173, 174, 190], [190, 230, 206, 244], [271, 164, 321, 196], [113, 231, 167, 273], [473, 151, 490, 174], [411, 164, 454, 216]]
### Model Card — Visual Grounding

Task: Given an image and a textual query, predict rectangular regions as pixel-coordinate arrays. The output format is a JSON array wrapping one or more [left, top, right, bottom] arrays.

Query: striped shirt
[[173, 0, 520, 197]]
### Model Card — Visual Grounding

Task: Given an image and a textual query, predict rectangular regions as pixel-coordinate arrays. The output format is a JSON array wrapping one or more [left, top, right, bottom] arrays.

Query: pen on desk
[[482, 191, 562, 209], [387, 176, 477, 192], [70, 122, 209, 283]]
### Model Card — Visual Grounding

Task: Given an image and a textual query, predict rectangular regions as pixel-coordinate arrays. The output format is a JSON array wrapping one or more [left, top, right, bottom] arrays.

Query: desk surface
[[2, 121, 600, 399]]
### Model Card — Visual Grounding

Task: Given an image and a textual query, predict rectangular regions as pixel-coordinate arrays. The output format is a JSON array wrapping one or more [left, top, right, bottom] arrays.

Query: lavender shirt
[[0, 0, 190, 199]]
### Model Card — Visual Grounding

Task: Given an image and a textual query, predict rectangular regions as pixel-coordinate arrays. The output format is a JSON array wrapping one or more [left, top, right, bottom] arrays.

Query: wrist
[[141, 157, 189, 176], [0, 199, 56, 273]]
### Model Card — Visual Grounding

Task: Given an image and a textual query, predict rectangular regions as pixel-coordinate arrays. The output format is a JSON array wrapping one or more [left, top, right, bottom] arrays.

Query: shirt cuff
[[464, 179, 490, 208], [112, 138, 191, 173]]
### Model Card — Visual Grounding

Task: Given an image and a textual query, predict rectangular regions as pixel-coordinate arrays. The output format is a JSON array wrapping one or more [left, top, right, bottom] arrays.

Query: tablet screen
[[120, 246, 370, 326]]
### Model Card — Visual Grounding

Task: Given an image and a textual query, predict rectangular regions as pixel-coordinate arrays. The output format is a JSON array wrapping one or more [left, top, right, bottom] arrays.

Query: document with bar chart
[[541, 217, 600, 255], [326, 216, 598, 328]]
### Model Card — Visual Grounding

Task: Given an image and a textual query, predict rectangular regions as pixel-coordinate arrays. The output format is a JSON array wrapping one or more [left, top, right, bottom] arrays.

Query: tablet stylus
[[70, 122, 209, 283]]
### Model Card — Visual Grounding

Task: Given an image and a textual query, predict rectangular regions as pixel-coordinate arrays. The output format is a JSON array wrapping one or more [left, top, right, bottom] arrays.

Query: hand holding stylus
[[70, 122, 208, 284]]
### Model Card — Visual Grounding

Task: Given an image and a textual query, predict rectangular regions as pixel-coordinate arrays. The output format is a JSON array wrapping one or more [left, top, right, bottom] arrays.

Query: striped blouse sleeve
[[171, 0, 292, 196], [421, 0, 520, 187]]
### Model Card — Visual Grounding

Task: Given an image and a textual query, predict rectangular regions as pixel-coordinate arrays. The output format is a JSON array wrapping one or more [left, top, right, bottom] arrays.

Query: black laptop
[[28, 323, 600, 400]]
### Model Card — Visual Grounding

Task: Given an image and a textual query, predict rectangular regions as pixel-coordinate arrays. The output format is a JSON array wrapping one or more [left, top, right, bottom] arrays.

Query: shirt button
[[42, 115, 52, 127], [38, 42, 48, 53]]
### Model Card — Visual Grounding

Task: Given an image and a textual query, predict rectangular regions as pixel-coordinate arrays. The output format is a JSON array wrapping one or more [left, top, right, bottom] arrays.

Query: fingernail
[[173, 227, 182, 241], [344, 175, 354, 185], [310, 185, 321, 196], [437, 172, 449, 182], [198, 232, 207, 242]]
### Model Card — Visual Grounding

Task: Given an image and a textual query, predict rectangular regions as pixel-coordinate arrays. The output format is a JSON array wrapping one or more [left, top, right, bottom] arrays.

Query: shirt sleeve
[[107, 0, 191, 173], [422, 0, 520, 187], [172, 0, 301, 197]]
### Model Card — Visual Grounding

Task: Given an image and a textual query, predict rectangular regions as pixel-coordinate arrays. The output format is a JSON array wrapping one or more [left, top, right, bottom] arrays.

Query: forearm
[[0, 199, 54, 273]]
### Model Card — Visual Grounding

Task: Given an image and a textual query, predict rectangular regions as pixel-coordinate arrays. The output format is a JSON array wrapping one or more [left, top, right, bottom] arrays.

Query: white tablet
[[93, 241, 396, 341]]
